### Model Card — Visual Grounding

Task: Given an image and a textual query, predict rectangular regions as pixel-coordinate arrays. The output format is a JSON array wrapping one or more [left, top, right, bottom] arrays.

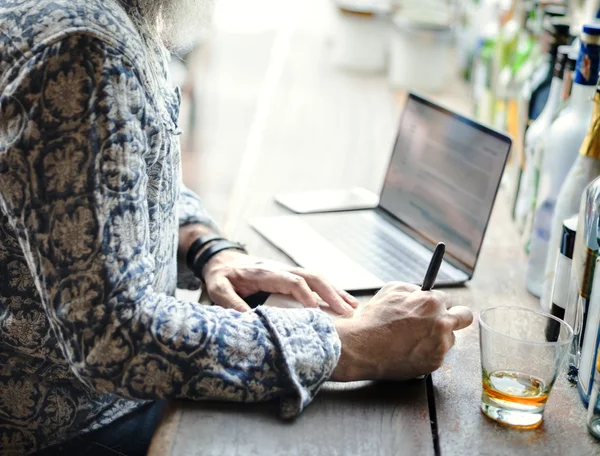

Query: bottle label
[[578, 258, 600, 397], [532, 200, 555, 242], [573, 213, 598, 300], [552, 254, 572, 310], [574, 41, 600, 86]]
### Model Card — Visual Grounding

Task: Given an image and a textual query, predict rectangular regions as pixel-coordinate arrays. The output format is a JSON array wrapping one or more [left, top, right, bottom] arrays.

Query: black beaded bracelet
[[186, 234, 225, 270], [192, 240, 247, 279]]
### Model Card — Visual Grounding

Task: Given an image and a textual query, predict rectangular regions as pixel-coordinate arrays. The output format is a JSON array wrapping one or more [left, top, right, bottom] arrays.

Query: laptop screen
[[379, 94, 511, 271]]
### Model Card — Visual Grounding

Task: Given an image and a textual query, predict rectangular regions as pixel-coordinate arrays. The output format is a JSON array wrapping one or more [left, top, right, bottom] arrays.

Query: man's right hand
[[331, 282, 473, 382]]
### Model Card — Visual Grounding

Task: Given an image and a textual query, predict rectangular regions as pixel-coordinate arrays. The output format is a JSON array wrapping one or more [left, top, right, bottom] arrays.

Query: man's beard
[[135, 0, 216, 53]]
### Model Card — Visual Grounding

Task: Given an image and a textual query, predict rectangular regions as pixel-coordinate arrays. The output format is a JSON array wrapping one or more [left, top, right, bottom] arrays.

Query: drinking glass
[[479, 306, 574, 429]]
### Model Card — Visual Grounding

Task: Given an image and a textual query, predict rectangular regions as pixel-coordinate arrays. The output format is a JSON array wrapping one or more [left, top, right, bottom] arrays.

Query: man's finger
[[290, 269, 354, 316], [288, 267, 357, 308], [337, 287, 359, 308], [244, 270, 319, 309], [209, 280, 252, 312], [447, 306, 474, 331]]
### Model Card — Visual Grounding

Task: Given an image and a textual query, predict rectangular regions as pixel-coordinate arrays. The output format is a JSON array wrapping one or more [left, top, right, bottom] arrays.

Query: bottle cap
[[547, 17, 571, 36], [546, 18, 573, 51], [560, 216, 578, 259], [543, 4, 567, 17]]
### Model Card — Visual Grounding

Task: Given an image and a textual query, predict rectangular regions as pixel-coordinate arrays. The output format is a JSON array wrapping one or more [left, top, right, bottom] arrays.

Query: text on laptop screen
[[380, 95, 510, 269]]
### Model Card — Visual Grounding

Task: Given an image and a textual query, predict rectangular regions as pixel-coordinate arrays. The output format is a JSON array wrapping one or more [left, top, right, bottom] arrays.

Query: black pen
[[422, 242, 445, 456], [422, 243, 445, 291]]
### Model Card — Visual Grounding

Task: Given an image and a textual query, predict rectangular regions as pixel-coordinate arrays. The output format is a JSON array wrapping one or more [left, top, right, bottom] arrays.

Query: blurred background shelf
[[174, 0, 471, 229]]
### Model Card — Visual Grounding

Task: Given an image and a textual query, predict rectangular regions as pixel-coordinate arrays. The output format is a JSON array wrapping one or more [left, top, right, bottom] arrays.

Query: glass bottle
[[587, 348, 600, 438], [508, 5, 568, 221], [514, 17, 571, 232], [545, 215, 577, 342], [526, 7, 570, 122], [563, 179, 600, 383], [529, 24, 600, 300], [518, 44, 572, 247], [576, 177, 600, 405]]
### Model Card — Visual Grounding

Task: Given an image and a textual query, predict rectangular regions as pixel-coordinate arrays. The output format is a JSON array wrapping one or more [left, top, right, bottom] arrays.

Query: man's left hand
[[202, 250, 359, 315]]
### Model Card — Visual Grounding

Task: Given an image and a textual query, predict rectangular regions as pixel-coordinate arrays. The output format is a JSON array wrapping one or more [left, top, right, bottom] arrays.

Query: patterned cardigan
[[0, 0, 340, 454]]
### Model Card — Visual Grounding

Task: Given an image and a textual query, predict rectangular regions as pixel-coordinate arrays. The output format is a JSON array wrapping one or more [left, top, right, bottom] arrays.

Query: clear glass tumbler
[[479, 306, 574, 429]]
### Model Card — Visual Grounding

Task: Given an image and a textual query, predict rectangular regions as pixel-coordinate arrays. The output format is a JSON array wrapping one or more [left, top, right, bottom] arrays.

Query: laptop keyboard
[[302, 211, 454, 284]]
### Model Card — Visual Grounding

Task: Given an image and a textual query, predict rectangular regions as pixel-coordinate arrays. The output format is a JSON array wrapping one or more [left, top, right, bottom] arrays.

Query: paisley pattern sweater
[[0, 1, 340, 453]]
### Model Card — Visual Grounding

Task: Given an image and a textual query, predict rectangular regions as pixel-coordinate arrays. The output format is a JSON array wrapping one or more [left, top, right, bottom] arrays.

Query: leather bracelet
[[186, 234, 225, 270], [192, 240, 247, 279]]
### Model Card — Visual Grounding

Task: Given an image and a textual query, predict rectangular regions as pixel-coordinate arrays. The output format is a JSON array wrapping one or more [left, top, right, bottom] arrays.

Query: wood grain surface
[[159, 381, 432, 456]]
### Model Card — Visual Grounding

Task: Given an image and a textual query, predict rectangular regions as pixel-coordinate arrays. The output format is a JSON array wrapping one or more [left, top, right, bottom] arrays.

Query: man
[[0, 0, 473, 454]]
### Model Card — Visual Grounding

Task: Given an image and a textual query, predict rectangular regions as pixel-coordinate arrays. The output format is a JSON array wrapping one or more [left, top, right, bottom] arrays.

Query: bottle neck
[[579, 91, 600, 159], [544, 45, 560, 78], [539, 76, 564, 120], [561, 69, 574, 102]]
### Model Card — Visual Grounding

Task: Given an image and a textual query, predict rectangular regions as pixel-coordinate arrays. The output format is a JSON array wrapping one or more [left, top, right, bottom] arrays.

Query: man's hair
[[118, 0, 214, 89], [124, 0, 214, 50]]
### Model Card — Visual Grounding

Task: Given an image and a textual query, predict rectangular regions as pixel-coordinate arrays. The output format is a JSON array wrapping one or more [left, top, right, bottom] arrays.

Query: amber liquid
[[482, 370, 549, 408]]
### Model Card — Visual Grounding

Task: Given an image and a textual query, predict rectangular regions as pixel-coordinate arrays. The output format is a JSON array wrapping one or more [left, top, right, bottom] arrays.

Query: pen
[[422, 242, 445, 456], [422, 242, 445, 291]]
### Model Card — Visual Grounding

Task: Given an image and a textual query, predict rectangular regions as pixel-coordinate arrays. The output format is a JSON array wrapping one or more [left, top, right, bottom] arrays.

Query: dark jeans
[[35, 401, 166, 456]]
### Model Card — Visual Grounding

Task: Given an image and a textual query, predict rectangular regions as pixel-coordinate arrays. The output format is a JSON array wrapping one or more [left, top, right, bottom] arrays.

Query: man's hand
[[202, 250, 359, 315], [331, 282, 473, 382]]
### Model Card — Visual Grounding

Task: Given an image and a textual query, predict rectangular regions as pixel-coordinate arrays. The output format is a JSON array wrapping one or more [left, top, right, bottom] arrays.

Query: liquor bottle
[[508, 6, 568, 220], [513, 17, 570, 231], [563, 183, 599, 383], [517, 44, 571, 243], [529, 24, 600, 300], [587, 353, 600, 438], [527, 9, 570, 122], [576, 177, 600, 406], [545, 215, 577, 342]]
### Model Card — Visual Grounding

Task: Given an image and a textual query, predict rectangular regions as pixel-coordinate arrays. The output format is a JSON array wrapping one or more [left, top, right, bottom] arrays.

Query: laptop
[[250, 93, 512, 291]]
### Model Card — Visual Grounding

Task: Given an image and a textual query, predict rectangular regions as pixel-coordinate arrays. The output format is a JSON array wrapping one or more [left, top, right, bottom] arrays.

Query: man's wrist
[[202, 248, 246, 276], [330, 319, 374, 382], [178, 223, 219, 262], [191, 240, 247, 280], [186, 234, 226, 270]]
